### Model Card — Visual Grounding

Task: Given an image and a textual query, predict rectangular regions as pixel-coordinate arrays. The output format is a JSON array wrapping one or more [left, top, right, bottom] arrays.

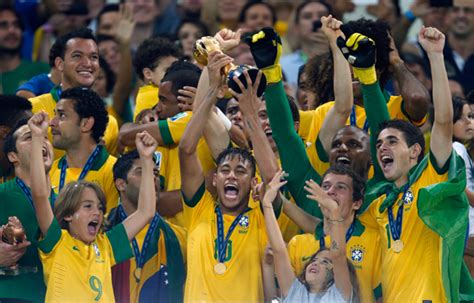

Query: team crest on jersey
[[153, 151, 162, 171], [92, 243, 100, 257], [403, 189, 414, 205], [238, 215, 249, 229], [170, 112, 187, 122], [350, 245, 365, 264]]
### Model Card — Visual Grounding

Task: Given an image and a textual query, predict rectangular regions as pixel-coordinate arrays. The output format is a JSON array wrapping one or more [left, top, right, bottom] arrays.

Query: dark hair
[[174, 18, 210, 41], [99, 56, 116, 93], [48, 39, 63, 67], [161, 60, 201, 97], [452, 96, 468, 124], [0, 95, 32, 128], [294, 1, 332, 24], [56, 28, 97, 60], [133, 37, 182, 81], [341, 18, 392, 87], [287, 95, 300, 123], [322, 164, 365, 202], [378, 120, 425, 163], [113, 150, 140, 181], [216, 147, 257, 177], [238, 1, 277, 25], [60, 87, 109, 143], [467, 90, 474, 105], [96, 4, 119, 27], [0, 5, 24, 31], [309, 52, 333, 104], [3, 118, 29, 157]]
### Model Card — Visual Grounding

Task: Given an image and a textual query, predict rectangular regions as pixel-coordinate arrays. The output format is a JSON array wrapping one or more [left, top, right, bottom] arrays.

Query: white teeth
[[381, 155, 392, 161]]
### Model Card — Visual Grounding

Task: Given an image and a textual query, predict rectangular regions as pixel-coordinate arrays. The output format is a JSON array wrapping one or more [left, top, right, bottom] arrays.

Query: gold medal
[[134, 268, 142, 282], [214, 262, 227, 275], [392, 239, 404, 253]]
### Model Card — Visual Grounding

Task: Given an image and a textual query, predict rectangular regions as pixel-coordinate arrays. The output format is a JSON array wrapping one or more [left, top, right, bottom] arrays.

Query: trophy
[[0, 217, 37, 276], [193, 36, 266, 97]]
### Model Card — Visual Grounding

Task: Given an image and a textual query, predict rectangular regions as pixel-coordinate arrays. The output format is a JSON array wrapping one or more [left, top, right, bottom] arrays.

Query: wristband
[[353, 66, 377, 85], [261, 64, 282, 84], [404, 10, 416, 22], [216, 107, 232, 131]]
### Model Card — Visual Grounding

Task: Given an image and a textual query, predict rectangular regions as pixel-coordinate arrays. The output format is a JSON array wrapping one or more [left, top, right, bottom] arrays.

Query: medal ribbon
[[387, 184, 409, 241], [118, 205, 160, 281], [16, 177, 56, 209], [319, 220, 355, 248], [215, 206, 250, 263], [59, 145, 101, 191], [350, 106, 369, 132]]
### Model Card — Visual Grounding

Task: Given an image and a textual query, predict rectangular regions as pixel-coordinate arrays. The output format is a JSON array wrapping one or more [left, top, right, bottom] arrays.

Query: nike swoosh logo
[[72, 246, 80, 251]]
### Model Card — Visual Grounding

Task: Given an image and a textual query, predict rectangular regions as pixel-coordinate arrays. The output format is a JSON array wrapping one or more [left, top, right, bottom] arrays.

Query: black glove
[[337, 33, 377, 84]]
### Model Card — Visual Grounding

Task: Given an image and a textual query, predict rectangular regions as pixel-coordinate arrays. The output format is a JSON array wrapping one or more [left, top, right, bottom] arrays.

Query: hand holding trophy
[[0, 216, 37, 276], [193, 31, 266, 97]]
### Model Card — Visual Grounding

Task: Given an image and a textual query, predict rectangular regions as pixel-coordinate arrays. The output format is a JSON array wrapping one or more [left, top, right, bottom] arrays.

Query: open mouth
[[224, 184, 239, 200], [336, 155, 351, 165], [380, 154, 394, 169], [264, 129, 273, 138], [78, 70, 93, 78], [87, 220, 100, 235]]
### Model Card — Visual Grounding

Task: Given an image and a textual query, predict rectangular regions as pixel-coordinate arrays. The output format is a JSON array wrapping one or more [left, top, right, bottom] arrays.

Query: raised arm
[[305, 179, 353, 301], [111, 5, 135, 119], [29, 112, 54, 236], [245, 28, 323, 217], [389, 34, 430, 123], [123, 131, 157, 240], [420, 27, 452, 167], [232, 71, 279, 184], [282, 198, 321, 234], [318, 15, 353, 153], [179, 51, 230, 199], [261, 171, 295, 296]]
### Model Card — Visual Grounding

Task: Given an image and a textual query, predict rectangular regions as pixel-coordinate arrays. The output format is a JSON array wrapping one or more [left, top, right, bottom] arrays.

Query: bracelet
[[404, 10, 416, 22], [326, 217, 344, 224]]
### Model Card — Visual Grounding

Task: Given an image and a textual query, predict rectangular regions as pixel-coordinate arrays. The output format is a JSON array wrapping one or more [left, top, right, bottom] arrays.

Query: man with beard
[[0, 118, 54, 302], [0, 5, 48, 94]]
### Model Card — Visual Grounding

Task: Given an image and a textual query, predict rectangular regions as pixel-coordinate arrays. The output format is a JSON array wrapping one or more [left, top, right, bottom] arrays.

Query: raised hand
[[28, 112, 49, 138], [304, 179, 341, 221], [262, 170, 287, 207], [418, 26, 445, 54], [207, 51, 233, 89], [135, 131, 158, 159], [214, 28, 242, 53], [115, 4, 135, 45], [231, 71, 264, 118], [177, 86, 197, 112], [321, 15, 344, 45]]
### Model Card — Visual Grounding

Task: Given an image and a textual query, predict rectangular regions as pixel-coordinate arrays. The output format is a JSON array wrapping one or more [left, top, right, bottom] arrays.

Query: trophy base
[[228, 65, 267, 98], [0, 265, 38, 276]]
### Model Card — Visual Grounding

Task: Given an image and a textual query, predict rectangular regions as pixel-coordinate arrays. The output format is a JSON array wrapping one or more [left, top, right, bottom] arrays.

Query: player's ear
[[212, 173, 217, 188], [64, 215, 73, 222], [115, 178, 127, 192]]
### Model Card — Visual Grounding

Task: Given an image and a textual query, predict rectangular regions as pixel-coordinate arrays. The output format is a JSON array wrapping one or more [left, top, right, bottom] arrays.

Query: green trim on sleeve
[[182, 182, 205, 207], [429, 151, 451, 175], [106, 223, 133, 264], [373, 283, 382, 300], [37, 218, 62, 254], [315, 136, 329, 162], [158, 120, 174, 145]]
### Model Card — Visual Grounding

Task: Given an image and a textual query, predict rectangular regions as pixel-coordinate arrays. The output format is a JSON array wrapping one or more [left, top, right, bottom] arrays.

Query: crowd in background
[[0, 0, 474, 302]]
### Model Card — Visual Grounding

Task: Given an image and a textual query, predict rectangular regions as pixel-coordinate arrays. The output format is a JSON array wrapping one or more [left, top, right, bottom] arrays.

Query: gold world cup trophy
[[0, 216, 37, 276], [193, 36, 266, 97]]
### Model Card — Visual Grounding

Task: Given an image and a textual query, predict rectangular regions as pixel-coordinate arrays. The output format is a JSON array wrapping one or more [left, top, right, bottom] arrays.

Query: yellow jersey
[[287, 220, 382, 303], [49, 145, 119, 215], [158, 111, 216, 227], [37, 219, 133, 303], [305, 96, 426, 146], [298, 109, 315, 143], [29, 89, 119, 157], [133, 84, 159, 122], [183, 184, 268, 302], [359, 154, 450, 302]]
